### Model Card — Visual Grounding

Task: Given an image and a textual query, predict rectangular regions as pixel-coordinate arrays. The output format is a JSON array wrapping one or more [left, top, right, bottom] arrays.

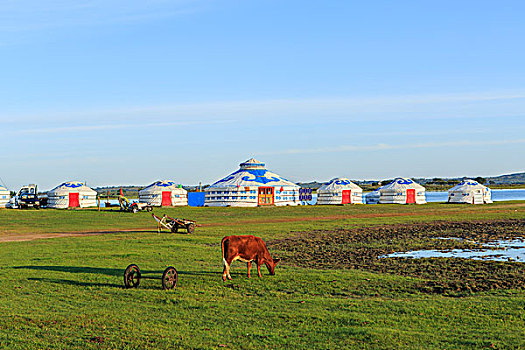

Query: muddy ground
[[269, 219, 525, 295]]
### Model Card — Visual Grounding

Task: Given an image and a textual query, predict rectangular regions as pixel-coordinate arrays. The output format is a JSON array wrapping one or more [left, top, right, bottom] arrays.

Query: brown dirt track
[[0, 229, 152, 243]]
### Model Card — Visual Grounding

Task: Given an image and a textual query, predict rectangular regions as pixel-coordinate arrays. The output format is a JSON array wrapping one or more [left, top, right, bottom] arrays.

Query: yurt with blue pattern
[[317, 178, 363, 205], [47, 181, 97, 208], [205, 158, 300, 207], [448, 179, 492, 204], [0, 186, 10, 208], [139, 180, 187, 206], [379, 178, 426, 204], [365, 186, 382, 204]]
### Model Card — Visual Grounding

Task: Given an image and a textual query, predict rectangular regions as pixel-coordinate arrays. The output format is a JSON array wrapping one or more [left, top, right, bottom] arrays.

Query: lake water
[[381, 237, 525, 262], [99, 198, 139, 206], [99, 189, 525, 206], [425, 189, 525, 202], [303, 189, 525, 205]]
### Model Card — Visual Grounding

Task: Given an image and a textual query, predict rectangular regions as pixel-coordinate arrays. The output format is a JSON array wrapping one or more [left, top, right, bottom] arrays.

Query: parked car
[[8, 184, 40, 209]]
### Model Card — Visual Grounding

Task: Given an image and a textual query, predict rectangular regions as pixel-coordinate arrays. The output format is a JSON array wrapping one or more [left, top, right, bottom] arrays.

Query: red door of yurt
[[69, 193, 80, 207], [161, 191, 172, 206], [258, 187, 274, 205], [341, 190, 351, 204], [406, 189, 416, 204]]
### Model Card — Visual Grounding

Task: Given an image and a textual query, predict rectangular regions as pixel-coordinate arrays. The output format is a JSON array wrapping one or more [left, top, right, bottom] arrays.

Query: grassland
[[0, 203, 524, 349]]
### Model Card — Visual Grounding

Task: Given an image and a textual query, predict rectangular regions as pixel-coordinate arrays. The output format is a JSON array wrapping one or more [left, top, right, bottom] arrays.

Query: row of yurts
[[0, 158, 493, 208]]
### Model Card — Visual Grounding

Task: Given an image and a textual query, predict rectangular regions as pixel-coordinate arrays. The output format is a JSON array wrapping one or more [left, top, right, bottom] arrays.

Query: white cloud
[[261, 139, 525, 156]]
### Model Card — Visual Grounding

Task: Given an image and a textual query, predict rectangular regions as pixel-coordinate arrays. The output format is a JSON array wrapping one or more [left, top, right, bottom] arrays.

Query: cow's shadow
[[176, 270, 222, 276]]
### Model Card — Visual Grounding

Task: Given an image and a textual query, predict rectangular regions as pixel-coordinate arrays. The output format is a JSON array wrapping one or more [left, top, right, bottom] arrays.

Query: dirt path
[[0, 229, 152, 243], [1, 204, 523, 243]]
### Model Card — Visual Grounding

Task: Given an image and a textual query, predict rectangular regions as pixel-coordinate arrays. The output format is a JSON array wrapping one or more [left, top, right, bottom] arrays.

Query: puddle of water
[[381, 238, 525, 262], [433, 237, 479, 244]]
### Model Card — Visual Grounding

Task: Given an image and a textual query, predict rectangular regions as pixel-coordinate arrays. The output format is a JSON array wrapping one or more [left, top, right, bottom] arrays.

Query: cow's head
[[265, 258, 280, 275]]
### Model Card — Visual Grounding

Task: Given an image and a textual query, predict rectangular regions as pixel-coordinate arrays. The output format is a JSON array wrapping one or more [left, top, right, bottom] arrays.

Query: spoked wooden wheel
[[124, 264, 141, 288], [186, 223, 195, 234], [161, 266, 178, 290]]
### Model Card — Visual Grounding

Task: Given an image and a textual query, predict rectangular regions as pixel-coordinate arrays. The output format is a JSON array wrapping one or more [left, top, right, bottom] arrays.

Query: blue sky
[[1, 0, 524, 190]]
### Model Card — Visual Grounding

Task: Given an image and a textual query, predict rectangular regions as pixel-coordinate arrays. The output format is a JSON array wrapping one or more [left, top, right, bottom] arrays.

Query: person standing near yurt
[[205, 158, 300, 207], [448, 179, 493, 204], [317, 178, 363, 205], [0, 185, 10, 208], [47, 181, 98, 209], [379, 178, 426, 204], [139, 181, 187, 206]]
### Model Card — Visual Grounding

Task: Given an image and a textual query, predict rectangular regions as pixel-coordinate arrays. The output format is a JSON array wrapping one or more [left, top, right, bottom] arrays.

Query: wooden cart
[[152, 213, 196, 234]]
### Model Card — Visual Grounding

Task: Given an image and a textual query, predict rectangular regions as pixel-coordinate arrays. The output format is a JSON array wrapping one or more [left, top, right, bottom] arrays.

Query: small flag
[[280, 186, 284, 192], [120, 186, 123, 196]]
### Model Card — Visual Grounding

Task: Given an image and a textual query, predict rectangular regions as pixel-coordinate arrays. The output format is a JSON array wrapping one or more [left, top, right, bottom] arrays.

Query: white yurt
[[0, 186, 10, 208], [317, 178, 363, 205], [47, 181, 97, 209], [379, 178, 426, 204], [139, 180, 187, 206], [365, 187, 382, 204], [205, 158, 300, 207], [448, 179, 493, 204]]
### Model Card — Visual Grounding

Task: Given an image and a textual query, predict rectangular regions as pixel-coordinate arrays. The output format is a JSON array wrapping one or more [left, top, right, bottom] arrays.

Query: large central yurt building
[[379, 178, 426, 204], [0, 186, 10, 208], [448, 179, 492, 204], [139, 181, 187, 206], [317, 178, 363, 205], [47, 181, 97, 208], [205, 158, 300, 207]]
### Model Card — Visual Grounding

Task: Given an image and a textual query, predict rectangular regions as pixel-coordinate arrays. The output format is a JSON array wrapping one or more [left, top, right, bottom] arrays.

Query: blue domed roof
[[208, 158, 299, 189]]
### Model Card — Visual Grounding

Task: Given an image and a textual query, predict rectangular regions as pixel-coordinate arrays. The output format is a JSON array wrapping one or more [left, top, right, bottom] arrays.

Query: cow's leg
[[257, 258, 262, 278], [222, 257, 234, 281], [226, 257, 234, 280], [247, 261, 251, 278], [222, 258, 228, 281]]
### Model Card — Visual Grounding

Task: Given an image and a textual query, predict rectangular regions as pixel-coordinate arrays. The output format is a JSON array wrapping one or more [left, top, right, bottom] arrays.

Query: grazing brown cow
[[221, 235, 280, 281]]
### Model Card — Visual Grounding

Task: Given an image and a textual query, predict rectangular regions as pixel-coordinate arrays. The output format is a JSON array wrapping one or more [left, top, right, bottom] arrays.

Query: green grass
[[1, 201, 524, 235], [0, 203, 524, 349]]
